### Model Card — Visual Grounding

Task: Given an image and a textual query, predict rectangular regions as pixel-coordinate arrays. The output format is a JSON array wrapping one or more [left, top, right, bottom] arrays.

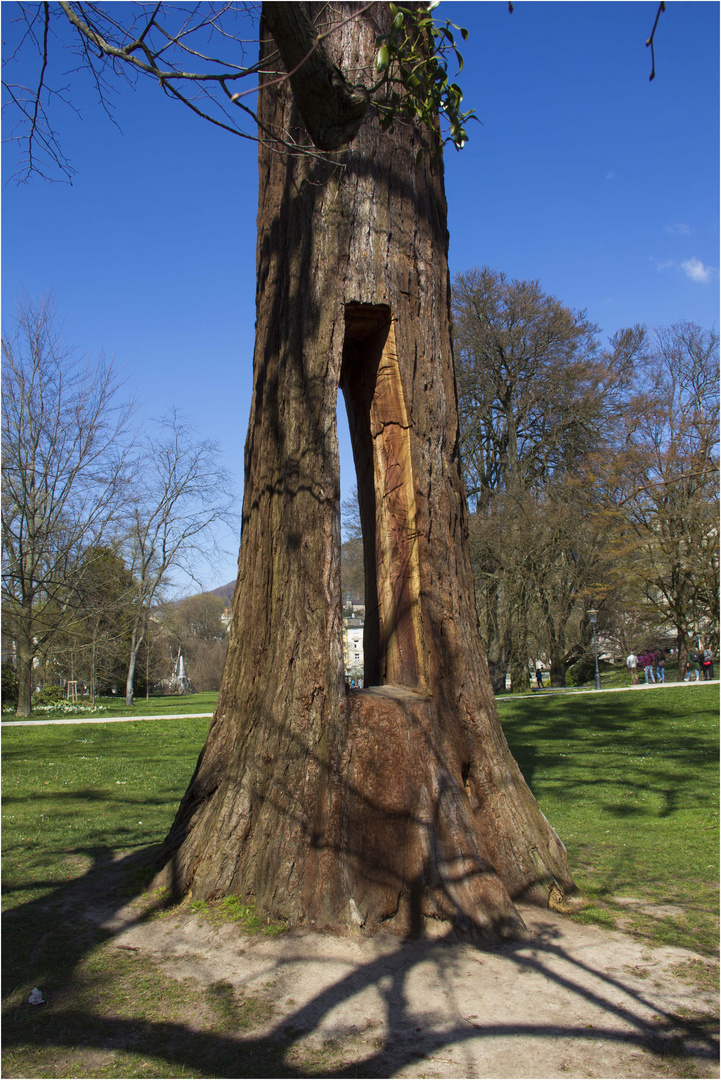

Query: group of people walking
[[683, 647, 716, 682], [626, 650, 666, 684], [625, 647, 716, 684]]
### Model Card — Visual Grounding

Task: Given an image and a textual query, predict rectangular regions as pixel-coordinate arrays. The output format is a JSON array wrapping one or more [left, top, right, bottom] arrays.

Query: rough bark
[[15, 628, 34, 717], [157, 4, 574, 940], [262, 2, 369, 151], [549, 656, 567, 689], [677, 632, 689, 681]]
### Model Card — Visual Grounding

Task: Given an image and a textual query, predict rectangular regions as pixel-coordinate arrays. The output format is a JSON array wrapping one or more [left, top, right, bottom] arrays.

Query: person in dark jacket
[[655, 650, 666, 683], [702, 648, 715, 680], [684, 651, 701, 682]]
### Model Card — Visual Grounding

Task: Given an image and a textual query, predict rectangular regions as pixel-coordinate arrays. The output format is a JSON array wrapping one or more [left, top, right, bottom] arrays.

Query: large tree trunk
[[549, 656, 567, 689], [125, 645, 137, 707], [125, 613, 148, 706], [157, 4, 574, 939], [546, 618, 569, 688], [677, 629, 689, 681], [15, 628, 34, 717]]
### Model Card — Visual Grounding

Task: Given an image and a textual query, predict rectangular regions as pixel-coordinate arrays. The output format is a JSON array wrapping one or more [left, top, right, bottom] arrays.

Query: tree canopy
[[453, 268, 719, 688]]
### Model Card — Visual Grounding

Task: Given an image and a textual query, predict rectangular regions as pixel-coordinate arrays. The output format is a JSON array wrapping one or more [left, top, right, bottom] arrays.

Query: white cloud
[[656, 260, 675, 273], [680, 257, 714, 283], [665, 223, 694, 235], [605, 171, 616, 181]]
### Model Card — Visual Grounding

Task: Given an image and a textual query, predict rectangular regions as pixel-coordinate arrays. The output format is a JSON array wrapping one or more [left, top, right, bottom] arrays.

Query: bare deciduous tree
[[453, 267, 638, 511], [1, 295, 134, 715], [122, 411, 237, 706], [340, 486, 364, 605], [612, 322, 720, 669], [453, 267, 642, 688]]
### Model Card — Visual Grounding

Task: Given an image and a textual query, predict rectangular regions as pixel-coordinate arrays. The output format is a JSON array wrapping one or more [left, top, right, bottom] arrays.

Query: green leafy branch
[[372, 2, 477, 162]]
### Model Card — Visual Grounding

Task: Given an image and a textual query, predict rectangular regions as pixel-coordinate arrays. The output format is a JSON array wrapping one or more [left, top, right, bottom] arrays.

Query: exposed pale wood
[[370, 319, 428, 689]]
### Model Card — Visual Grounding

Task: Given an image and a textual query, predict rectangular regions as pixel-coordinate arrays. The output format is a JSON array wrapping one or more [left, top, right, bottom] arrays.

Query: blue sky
[[3, 1, 719, 592]]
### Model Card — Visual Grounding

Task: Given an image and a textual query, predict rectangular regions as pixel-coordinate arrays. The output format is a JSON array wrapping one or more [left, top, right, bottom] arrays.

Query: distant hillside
[[211, 554, 363, 607], [210, 580, 236, 602]]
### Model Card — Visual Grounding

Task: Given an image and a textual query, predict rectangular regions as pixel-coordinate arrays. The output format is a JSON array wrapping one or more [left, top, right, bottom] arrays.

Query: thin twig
[[646, 1, 666, 82], [58, 2, 253, 84], [26, 3, 51, 176]]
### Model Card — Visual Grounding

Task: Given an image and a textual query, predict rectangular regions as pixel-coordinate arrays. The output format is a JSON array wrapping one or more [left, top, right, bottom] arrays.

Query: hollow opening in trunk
[[340, 303, 427, 691], [337, 384, 365, 691]]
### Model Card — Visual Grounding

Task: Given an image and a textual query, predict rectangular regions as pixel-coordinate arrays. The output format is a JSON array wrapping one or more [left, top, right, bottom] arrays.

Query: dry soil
[[102, 896, 719, 1080]]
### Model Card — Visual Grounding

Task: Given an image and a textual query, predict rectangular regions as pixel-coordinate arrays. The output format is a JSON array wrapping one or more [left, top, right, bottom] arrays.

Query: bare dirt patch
[[613, 896, 688, 920], [94, 895, 719, 1079]]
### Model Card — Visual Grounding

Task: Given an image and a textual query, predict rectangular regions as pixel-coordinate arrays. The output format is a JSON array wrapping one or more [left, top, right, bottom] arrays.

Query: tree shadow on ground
[[500, 690, 719, 820], [3, 845, 718, 1078]]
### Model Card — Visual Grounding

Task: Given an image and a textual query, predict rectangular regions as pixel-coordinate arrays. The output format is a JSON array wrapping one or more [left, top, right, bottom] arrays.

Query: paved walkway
[[2, 712, 214, 727], [496, 678, 719, 703], [2, 679, 717, 726]]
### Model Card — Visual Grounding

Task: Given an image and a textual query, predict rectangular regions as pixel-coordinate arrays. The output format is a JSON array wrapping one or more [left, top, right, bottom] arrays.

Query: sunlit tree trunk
[[158, 4, 574, 938], [125, 613, 149, 707]]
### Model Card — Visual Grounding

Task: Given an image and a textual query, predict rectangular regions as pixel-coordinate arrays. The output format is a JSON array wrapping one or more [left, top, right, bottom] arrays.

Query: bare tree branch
[[120, 410, 238, 706], [646, 1, 666, 82], [261, 2, 372, 150], [3, 2, 477, 181]]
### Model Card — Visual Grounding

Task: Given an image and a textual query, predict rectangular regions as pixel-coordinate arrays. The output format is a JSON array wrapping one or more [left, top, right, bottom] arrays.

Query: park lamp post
[[588, 608, 602, 691]]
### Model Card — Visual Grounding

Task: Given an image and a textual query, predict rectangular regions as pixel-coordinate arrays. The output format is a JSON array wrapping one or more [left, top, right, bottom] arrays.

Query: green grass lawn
[[2, 716, 218, 1079], [1, 685, 718, 1077], [575, 658, 688, 690], [2, 716, 211, 912], [497, 683, 720, 956], [3, 691, 219, 721], [3, 685, 717, 951], [88, 691, 218, 716]]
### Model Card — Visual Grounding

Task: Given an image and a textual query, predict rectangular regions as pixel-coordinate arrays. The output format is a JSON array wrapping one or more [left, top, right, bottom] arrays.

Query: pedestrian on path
[[702, 648, 715, 680], [626, 652, 638, 685], [642, 653, 655, 684], [655, 650, 666, 683], [684, 651, 701, 682]]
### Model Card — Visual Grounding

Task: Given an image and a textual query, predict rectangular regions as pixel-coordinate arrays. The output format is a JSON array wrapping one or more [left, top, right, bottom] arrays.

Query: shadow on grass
[[2, 788, 180, 810], [2, 844, 718, 1078], [500, 689, 719, 820]]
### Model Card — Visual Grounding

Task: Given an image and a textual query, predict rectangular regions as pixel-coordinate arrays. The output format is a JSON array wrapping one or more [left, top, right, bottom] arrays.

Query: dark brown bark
[[262, 2, 369, 151], [677, 632, 689, 681], [157, 4, 574, 939], [15, 629, 33, 717], [549, 657, 567, 689]]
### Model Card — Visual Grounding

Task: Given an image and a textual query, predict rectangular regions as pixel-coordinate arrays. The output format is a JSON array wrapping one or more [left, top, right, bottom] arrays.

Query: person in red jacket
[[641, 652, 655, 684]]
